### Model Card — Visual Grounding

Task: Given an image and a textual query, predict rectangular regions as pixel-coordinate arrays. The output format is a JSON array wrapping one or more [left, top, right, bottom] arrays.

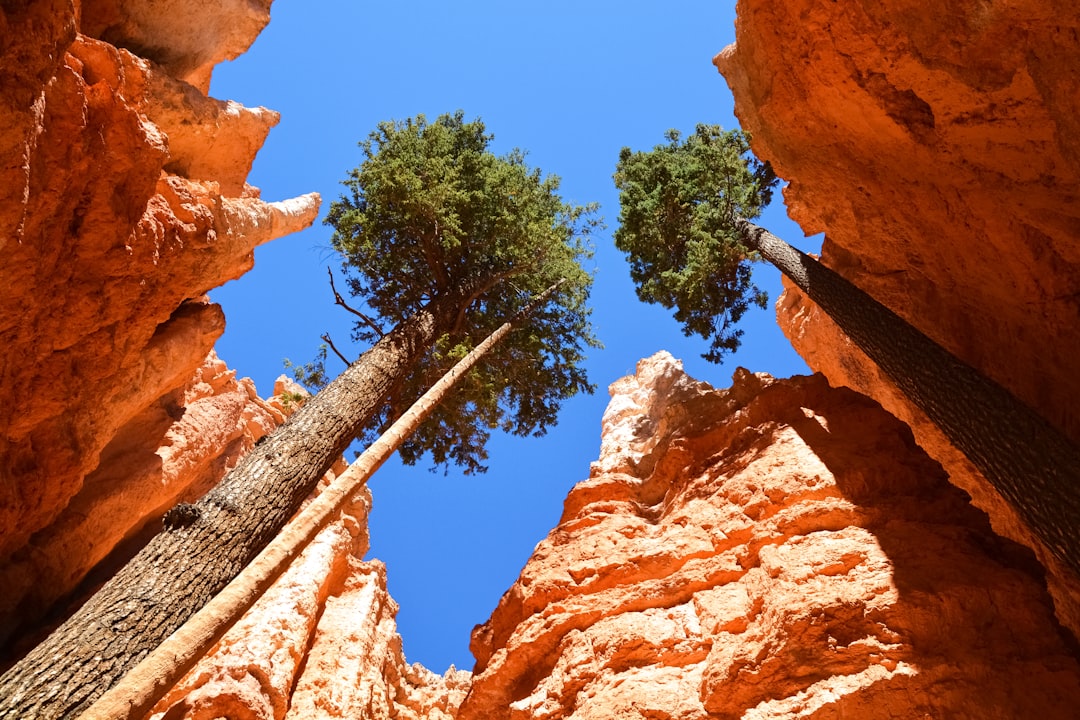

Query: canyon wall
[[143, 353, 1080, 719], [4, 0, 1079, 718], [715, 0, 1080, 635], [0, 1, 318, 646], [146, 472, 470, 720], [458, 353, 1080, 719]]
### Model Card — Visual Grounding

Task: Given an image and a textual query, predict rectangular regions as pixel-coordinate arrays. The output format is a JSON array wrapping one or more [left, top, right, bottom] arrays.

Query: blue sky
[[210, 1, 818, 672]]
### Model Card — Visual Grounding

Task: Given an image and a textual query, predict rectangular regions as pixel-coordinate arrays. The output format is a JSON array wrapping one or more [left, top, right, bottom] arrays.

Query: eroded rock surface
[[147, 477, 471, 720], [716, 0, 1080, 636], [0, 2, 318, 644], [459, 353, 1080, 719]]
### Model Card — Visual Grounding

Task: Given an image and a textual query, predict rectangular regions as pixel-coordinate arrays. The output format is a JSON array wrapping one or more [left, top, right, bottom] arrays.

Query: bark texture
[[79, 283, 559, 720], [0, 294, 461, 720], [737, 219, 1080, 575]]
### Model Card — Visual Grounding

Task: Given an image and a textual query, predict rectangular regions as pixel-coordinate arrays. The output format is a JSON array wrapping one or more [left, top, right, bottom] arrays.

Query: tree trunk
[[0, 290, 468, 720], [737, 218, 1080, 575], [77, 281, 563, 720]]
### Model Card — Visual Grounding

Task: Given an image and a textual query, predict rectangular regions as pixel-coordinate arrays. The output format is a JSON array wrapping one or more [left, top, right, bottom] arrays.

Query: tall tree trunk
[[77, 281, 563, 720], [737, 218, 1080, 575], [0, 289, 469, 720]]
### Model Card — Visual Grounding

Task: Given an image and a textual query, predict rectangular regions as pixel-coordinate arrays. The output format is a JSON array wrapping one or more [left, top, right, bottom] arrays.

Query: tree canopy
[[313, 110, 601, 473], [613, 125, 777, 362]]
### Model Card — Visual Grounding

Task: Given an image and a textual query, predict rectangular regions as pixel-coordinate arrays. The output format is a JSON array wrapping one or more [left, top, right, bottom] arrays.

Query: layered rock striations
[[715, 0, 1080, 635], [0, 1, 318, 644], [459, 353, 1080, 719], [132, 353, 1080, 718]]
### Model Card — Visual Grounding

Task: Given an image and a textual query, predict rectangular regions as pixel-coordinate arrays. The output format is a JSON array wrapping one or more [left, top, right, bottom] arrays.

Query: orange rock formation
[[459, 353, 1080, 719], [141, 353, 1080, 719], [715, 0, 1080, 635], [5, 1, 1079, 718], [147, 477, 471, 720], [0, 1, 318, 645]]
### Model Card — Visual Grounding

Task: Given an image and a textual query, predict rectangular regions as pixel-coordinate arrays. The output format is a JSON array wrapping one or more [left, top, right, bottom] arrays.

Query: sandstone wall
[[145, 474, 471, 720], [139, 353, 1080, 719], [459, 353, 1080, 719], [0, 1, 318, 646], [715, 0, 1080, 635]]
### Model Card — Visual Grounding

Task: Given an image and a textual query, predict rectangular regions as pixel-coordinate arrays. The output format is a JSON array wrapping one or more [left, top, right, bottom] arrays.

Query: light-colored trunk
[[0, 284, 481, 720], [76, 282, 563, 720]]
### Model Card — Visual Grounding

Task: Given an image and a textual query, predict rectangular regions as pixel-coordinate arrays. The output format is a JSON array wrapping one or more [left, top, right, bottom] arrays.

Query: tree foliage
[[315, 111, 601, 473], [613, 125, 777, 362]]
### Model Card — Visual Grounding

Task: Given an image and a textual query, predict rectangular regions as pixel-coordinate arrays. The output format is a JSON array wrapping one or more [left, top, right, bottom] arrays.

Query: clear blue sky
[[210, 0, 818, 673]]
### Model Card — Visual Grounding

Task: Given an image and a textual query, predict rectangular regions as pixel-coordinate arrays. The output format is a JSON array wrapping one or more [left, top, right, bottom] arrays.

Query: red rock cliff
[[715, 0, 1080, 636], [460, 353, 1080, 719], [142, 352, 1080, 719], [0, 0, 318, 645]]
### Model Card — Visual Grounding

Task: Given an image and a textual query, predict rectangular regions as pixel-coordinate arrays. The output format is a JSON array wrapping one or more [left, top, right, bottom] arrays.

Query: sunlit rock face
[[715, 0, 1080, 636], [146, 476, 472, 720], [0, 1, 318, 644], [458, 353, 1080, 720]]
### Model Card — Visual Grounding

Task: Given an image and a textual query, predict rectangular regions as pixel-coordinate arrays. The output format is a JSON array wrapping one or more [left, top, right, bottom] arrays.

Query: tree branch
[[422, 219, 452, 293], [320, 333, 352, 366], [449, 247, 554, 336], [327, 267, 385, 338]]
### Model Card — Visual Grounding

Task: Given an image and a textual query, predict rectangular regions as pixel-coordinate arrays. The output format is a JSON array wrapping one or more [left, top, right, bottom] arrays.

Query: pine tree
[[614, 125, 1080, 580], [78, 282, 565, 720], [0, 111, 600, 719]]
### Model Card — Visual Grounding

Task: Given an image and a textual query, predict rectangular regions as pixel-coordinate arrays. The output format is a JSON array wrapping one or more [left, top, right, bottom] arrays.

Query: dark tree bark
[[737, 218, 1080, 575], [77, 281, 565, 720], [0, 290, 468, 720]]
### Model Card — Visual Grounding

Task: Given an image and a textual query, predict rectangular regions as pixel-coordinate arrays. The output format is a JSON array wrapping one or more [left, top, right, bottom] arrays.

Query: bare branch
[[327, 267, 385, 338], [320, 333, 352, 366]]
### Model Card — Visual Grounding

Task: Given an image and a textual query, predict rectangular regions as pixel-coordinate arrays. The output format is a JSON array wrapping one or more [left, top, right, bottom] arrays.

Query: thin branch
[[423, 219, 452, 292], [326, 267, 385, 338], [451, 263, 541, 336], [320, 333, 352, 366]]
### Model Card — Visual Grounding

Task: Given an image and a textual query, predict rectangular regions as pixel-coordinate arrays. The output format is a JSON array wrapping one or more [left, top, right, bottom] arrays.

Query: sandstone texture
[[460, 353, 1080, 719], [147, 475, 471, 720], [0, 1, 318, 645], [716, 0, 1080, 634], [0, 361, 292, 649]]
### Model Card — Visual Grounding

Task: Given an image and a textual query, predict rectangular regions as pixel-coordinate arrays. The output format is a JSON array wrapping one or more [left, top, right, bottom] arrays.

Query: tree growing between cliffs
[[78, 282, 567, 720], [0, 111, 600, 720], [614, 124, 1080, 580]]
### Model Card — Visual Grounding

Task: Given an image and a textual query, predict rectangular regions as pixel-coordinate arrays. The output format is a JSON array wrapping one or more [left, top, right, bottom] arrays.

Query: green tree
[[614, 125, 1080, 580], [613, 125, 776, 362], [313, 110, 601, 474], [0, 111, 600, 719], [78, 282, 564, 720]]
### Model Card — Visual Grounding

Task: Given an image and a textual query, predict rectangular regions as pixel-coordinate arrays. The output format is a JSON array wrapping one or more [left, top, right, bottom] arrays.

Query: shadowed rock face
[[0, 1, 318, 644], [5, 1, 1079, 716], [130, 353, 1080, 719], [459, 353, 1080, 720], [80, 0, 275, 92], [714, 0, 1080, 636]]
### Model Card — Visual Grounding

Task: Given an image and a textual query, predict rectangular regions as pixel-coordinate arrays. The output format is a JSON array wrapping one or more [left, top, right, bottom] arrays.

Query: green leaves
[[613, 125, 777, 362], [321, 111, 601, 474]]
